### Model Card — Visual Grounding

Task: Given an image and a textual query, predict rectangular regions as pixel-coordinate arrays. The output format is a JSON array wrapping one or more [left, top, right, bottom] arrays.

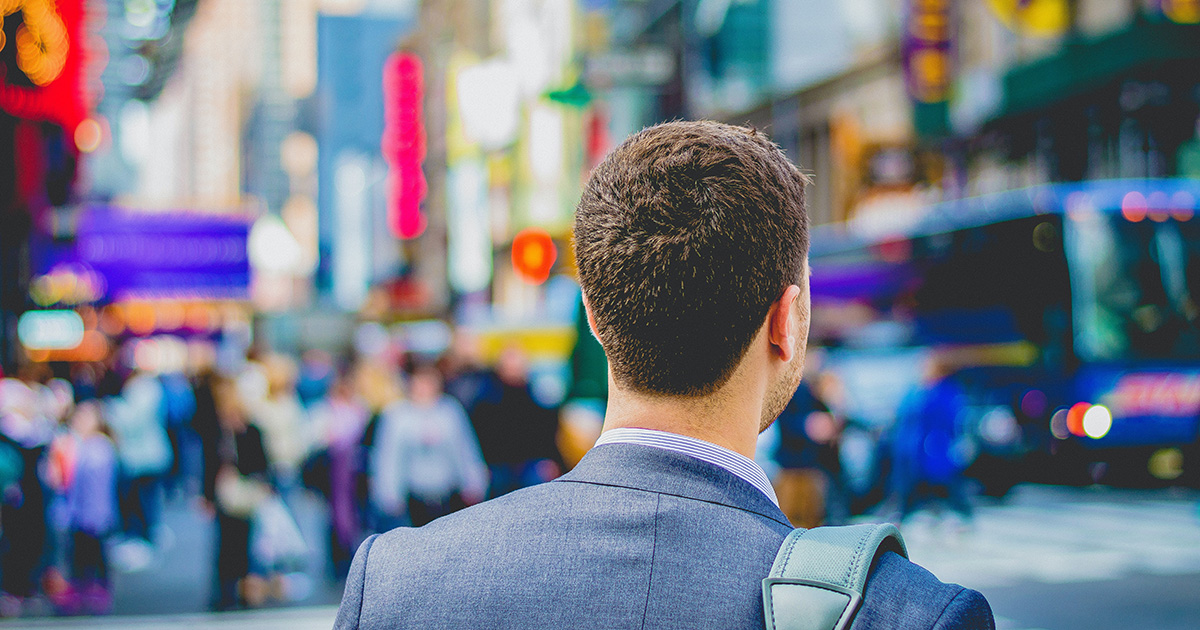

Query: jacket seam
[[929, 586, 968, 629], [640, 494, 661, 630], [356, 533, 378, 624], [553, 478, 792, 529]]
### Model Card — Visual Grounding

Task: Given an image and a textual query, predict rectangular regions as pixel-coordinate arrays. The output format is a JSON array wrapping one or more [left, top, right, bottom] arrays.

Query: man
[[468, 347, 563, 498], [335, 121, 994, 629]]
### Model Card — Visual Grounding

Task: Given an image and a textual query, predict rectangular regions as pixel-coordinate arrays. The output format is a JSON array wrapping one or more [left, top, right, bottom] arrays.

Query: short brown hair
[[574, 121, 810, 397]]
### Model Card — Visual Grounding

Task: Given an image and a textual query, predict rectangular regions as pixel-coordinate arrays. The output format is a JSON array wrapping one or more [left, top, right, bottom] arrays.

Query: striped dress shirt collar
[[593, 427, 779, 507]]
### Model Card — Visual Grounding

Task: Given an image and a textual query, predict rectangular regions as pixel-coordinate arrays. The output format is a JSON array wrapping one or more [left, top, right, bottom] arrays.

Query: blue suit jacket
[[335, 443, 994, 629]]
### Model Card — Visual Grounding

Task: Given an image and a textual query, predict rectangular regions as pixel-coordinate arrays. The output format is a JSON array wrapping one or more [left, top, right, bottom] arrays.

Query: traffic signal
[[511, 227, 556, 285]]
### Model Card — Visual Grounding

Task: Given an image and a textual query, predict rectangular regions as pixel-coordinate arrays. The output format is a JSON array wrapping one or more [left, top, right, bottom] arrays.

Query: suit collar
[[555, 443, 792, 528]]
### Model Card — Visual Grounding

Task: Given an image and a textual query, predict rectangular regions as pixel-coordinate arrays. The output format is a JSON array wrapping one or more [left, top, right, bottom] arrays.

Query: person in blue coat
[[886, 355, 976, 526], [335, 121, 993, 629]]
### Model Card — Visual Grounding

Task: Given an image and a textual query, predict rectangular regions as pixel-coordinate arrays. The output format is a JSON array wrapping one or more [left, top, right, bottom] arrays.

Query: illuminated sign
[[382, 52, 427, 239], [1107, 373, 1200, 418], [0, 0, 88, 131], [30, 263, 106, 306], [904, 0, 953, 104], [511, 227, 557, 285], [1157, 0, 1200, 24], [984, 0, 1069, 37], [36, 206, 251, 301], [18, 309, 84, 350]]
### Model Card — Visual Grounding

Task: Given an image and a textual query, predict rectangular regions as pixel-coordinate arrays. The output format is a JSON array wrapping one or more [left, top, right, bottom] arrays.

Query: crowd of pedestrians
[[0, 324, 986, 618], [0, 337, 564, 616]]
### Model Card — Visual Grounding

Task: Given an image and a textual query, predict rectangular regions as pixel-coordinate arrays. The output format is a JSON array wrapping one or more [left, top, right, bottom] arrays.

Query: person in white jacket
[[369, 362, 488, 529], [249, 355, 311, 490], [106, 371, 171, 545]]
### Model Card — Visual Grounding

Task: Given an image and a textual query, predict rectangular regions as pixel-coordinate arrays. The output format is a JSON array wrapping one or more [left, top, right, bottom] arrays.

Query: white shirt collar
[[593, 427, 779, 507]]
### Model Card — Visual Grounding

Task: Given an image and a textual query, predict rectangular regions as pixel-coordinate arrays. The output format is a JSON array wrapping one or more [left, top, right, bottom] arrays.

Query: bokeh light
[[1082, 404, 1113, 439], [74, 118, 103, 153]]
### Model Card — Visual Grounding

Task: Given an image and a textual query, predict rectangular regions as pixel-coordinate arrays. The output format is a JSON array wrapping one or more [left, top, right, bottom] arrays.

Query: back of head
[[574, 120, 810, 397]]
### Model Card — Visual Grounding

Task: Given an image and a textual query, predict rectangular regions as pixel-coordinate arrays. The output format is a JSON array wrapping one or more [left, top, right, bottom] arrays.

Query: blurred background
[[0, 0, 1199, 628]]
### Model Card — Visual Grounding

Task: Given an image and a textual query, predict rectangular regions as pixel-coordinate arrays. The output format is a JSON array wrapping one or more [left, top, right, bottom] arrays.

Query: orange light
[[184, 304, 218, 332], [99, 304, 126, 336], [156, 302, 186, 331], [511, 228, 557, 285], [1121, 191, 1146, 222], [14, 4, 70, 87], [1066, 402, 1090, 437], [74, 119, 103, 153], [124, 302, 156, 336]]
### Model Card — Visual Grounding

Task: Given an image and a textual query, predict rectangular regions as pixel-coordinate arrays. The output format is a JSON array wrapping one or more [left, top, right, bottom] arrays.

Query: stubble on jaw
[[759, 333, 805, 433]]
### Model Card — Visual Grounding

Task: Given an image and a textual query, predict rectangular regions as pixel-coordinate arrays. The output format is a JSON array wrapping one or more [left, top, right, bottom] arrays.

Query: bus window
[[1066, 212, 1200, 362], [910, 217, 1069, 351], [811, 216, 1072, 368]]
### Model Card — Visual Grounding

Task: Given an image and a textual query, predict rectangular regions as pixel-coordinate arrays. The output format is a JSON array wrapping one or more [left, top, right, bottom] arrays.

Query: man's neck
[[600, 376, 765, 459]]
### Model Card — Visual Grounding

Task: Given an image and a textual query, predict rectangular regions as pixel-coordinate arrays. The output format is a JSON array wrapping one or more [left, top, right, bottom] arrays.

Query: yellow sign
[[985, 0, 1069, 37], [1163, 0, 1200, 24], [905, 0, 953, 104]]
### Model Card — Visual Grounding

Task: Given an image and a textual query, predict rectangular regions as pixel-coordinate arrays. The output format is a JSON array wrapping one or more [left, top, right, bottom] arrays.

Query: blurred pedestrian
[[309, 370, 369, 575], [887, 356, 975, 527], [39, 378, 74, 596], [205, 376, 271, 611], [46, 401, 118, 615], [107, 371, 172, 552], [0, 378, 54, 616], [297, 350, 335, 407], [369, 362, 487, 529], [351, 358, 403, 535], [159, 369, 197, 500], [771, 375, 843, 528], [192, 367, 221, 511], [469, 347, 562, 498], [69, 363, 100, 404], [439, 331, 490, 413], [249, 355, 311, 493]]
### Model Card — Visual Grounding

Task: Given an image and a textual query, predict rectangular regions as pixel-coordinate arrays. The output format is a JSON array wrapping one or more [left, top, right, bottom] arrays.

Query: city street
[[105, 490, 346, 617], [3, 1, 1199, 628], [6, 483, 1198, 629], [901, 485, 1200, 630]]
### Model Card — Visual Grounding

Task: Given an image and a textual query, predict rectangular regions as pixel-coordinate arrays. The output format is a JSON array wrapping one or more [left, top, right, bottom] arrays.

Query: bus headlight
[[1082, 404, 1112, 439]]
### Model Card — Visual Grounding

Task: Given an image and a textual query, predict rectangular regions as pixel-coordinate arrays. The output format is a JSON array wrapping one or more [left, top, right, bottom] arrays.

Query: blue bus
[[809, 179, 1200, 496]]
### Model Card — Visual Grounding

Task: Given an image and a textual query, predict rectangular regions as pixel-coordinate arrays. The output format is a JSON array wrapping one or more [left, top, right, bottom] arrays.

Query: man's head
[[574, 121, 811, 426]]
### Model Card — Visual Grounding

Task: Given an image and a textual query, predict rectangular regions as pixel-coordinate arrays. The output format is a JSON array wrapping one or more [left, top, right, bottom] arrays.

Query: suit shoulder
[[933, 587, 994, 630], [367, 483, 562, 555], [853, 552, 994, 630]]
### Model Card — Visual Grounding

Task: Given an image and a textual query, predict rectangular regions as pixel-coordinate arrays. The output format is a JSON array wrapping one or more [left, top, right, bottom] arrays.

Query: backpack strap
[[763, 524, 907, 630]]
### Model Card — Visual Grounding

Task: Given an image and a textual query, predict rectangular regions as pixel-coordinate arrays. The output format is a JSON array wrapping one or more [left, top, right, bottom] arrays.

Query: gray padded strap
[[763, 524, 907, 630]]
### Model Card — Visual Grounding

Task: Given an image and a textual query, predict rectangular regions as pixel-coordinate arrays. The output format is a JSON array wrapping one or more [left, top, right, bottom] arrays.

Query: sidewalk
[[5, 605, 338, 630]]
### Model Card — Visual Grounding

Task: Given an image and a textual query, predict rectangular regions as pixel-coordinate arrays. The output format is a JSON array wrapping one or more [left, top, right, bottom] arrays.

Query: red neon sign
[[0, 0, 89, 133], [382, 52, 427, 239]]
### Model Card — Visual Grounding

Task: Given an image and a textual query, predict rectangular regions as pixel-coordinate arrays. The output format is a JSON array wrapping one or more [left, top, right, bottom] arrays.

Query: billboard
[[35, 206, 252, 302]]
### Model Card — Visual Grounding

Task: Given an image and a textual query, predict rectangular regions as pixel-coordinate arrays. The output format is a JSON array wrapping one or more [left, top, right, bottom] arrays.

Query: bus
[[809, 179, 1200, 498]]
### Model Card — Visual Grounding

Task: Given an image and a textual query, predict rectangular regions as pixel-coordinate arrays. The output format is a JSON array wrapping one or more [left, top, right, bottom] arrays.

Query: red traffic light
[[511, 228, 557, 285]]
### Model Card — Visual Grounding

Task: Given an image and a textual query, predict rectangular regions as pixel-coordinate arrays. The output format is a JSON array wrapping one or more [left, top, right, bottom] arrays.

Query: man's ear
[[767, 284, 803, 363], [581, 292, 602, 342]]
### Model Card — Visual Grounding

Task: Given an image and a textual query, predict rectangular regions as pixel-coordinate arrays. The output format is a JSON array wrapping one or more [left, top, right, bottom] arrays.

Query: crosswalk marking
[[875, 485, 1200, 590], [994, 614, 1049, 630]]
